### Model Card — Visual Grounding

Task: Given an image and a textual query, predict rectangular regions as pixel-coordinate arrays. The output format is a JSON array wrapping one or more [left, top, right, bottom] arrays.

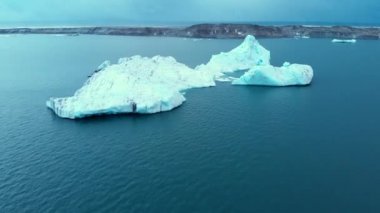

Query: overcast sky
[[1, 0, 379, 26]]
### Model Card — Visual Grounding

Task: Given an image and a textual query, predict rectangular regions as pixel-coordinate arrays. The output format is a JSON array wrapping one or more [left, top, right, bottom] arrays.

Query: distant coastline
[[1, 23, 380, 40]]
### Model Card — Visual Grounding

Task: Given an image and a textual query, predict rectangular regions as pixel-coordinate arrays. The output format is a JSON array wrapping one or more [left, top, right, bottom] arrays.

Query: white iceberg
[[47, 56, 215, 119], [195, 35, 270, 80], [47, 35, 313, 119], [332, 39, 357, 43], [232, 62, 313, 86], [196, 35, 313, 86]]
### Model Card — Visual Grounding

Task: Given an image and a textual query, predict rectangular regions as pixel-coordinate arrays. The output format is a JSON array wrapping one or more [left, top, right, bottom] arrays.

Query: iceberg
[[226, 37, 314, 86], [47, 56, 215, 119], [195, 35, 270, 80], [232, 62, 313, 86], [332, 39, 357, 43], [47, 35, 313, 119], [196, 35, 313, 86]]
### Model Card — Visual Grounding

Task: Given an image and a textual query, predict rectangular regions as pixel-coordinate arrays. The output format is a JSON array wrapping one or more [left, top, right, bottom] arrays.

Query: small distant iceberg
[[294, 33, 310, 39], [52, 34, 66, 37], [232, 62, 313, 86], [332, 39, 357, 43], [47, 35, 313, 119]]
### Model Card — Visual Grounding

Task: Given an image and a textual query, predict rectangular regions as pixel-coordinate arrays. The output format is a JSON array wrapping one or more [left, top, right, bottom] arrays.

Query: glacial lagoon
[[1, 35, 380, 212]]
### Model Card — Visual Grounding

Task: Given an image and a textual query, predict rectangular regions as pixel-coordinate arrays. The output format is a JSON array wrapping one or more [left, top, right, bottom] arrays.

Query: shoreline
[[0, 23, 379, 40]]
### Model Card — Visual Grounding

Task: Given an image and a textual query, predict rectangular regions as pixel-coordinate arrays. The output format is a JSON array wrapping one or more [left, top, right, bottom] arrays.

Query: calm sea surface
[[1, 35, 380, 213]]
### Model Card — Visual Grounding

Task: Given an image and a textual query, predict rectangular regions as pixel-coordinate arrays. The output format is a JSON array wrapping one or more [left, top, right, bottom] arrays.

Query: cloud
[[0, 0, 379, 26]]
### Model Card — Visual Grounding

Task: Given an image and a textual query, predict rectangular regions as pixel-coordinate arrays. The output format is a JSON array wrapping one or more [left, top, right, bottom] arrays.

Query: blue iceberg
[[232, 62, 313, 86]]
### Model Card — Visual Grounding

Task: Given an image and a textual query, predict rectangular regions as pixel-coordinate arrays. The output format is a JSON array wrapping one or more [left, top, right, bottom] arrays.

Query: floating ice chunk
[[196, 35, 270, 80], [47, 56, 215, 119], [332, 39, 357, 43], [232, 62, 313, 86]]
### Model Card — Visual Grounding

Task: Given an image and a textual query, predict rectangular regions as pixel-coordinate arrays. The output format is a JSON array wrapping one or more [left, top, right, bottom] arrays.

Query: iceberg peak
[[195, 35, 271, 80], [228, 35, 271, 66]]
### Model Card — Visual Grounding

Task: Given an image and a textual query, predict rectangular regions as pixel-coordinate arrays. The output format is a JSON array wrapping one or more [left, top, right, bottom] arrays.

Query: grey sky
[[1, 0, 379, 26]]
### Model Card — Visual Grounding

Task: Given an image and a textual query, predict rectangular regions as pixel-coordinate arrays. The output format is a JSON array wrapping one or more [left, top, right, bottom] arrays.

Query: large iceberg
[[47, 56, 215, 119], [47, 35, 314, 119], [232, 62, 313, 86]]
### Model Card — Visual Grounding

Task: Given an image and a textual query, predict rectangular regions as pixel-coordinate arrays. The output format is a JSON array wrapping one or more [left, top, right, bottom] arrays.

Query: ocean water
[[1, 35, 380, 213]]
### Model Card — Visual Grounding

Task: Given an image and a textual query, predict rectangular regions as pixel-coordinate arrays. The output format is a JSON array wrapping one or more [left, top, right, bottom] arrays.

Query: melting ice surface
[[47, 35, 313, 119]]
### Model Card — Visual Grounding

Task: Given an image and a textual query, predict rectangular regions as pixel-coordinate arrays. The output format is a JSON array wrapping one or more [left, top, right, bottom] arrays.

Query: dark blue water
[[1, 35, 380, 213]]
